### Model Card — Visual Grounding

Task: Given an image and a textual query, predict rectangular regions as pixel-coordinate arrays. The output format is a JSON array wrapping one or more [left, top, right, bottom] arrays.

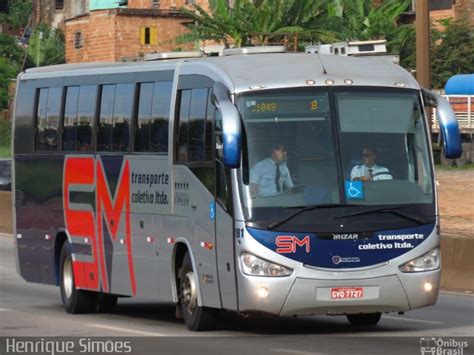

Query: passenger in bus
[[351, 147, 393, 182], [250, 143, 294, 197]]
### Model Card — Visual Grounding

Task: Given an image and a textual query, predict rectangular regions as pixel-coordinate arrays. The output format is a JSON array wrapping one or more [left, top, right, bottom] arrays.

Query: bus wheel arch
[[173, 243, 217, 331]]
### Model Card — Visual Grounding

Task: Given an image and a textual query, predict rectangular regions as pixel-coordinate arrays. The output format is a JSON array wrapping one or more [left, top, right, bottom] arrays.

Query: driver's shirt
[[350, 164, 393, 181], [250, 158, 294, 197]]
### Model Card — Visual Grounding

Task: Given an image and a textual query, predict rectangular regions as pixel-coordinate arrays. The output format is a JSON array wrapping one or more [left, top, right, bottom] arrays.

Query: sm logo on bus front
[[276, 235, 311, 254], [63, 156, 136, 295]]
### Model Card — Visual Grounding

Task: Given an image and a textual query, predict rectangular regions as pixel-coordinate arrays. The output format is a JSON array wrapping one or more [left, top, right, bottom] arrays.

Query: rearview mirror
[[422, 89, 462, 159], [212, 82, 241, 168]]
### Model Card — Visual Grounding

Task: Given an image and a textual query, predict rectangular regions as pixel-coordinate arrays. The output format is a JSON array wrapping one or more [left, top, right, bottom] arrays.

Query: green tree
[[178, 0, 336, 48], [0, 33, 28, 72], [431, 17, 474, 89], [6, 0, 32, 29], [326, 0, 410, 41], [28, 24, 66, 67], [0, 58, 16, 110]]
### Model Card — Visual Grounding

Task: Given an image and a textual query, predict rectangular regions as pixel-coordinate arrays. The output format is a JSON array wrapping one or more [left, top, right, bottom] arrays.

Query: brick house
[[33, 0, 210, 63], [65, 8, 193, 63], [430, 0, 474, 28]]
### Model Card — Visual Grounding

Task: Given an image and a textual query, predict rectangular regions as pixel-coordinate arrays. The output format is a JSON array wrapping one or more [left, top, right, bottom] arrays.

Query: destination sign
[[241, 93, 330, 119]]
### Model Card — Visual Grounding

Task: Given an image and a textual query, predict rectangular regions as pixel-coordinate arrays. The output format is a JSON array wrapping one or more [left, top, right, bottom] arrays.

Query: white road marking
[[272, 349, 324, 355], [383, 315, 444, 325], [88, 323, 166, 337]]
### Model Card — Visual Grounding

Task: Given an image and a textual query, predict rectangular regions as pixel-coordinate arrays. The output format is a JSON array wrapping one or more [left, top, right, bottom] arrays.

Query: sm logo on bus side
[[276, 235, 311, 254], [63, 156, 136, 296]]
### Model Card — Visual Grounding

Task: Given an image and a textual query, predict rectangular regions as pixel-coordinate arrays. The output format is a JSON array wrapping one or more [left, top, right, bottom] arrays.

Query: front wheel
[[178, 251, 217, 331], [346, 312, 381, 326], [59, 242, 98, 314]]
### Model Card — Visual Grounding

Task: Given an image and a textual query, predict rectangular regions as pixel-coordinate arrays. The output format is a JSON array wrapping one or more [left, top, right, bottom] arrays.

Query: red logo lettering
[[276, 235, 311, 254], [63, 156, 136, 295]]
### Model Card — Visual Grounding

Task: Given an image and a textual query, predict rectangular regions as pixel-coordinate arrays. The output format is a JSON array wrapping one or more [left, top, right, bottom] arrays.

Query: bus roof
[[20, 52, 419, 93]]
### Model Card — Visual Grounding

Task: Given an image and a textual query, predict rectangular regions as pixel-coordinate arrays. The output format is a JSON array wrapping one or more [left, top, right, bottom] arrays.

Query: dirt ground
[[436, 169, 474, 238]]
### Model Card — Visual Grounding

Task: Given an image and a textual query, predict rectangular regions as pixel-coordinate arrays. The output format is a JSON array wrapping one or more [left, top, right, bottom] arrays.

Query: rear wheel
[[178, 251, 217, 331], [59, 242, 98, 314], [347, 312, 381, 326]]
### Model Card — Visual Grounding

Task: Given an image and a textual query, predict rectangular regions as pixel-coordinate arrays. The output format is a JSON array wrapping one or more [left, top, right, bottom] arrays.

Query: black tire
[[59, 242, 98, 314], [178, 251, 217, 331], [96, 293, 118, 313], [347, 312, 382, 326]]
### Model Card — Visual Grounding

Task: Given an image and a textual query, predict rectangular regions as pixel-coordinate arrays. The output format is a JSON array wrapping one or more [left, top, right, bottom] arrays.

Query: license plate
[[330, 287, 364, 299]]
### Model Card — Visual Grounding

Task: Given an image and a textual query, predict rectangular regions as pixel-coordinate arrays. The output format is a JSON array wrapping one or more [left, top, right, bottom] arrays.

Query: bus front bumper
[[237, 269, 440, 316]]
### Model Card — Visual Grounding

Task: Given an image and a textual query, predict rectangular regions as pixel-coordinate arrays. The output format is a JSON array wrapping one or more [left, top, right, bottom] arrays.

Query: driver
[[351, 147, 393, 182], [250, 143, 294, 197]]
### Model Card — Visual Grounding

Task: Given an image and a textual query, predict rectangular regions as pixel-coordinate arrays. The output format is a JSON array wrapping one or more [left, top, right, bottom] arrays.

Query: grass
[[0, 146, 10, 158], [435, 163, 474, 171]]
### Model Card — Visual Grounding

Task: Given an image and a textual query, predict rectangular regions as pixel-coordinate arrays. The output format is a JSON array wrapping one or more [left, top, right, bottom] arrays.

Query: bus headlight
[[240, 253, 293, 277], [399, 247, 440, 273]]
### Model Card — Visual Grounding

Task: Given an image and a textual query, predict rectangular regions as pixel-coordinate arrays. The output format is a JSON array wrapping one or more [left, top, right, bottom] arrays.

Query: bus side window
[[151, 81, 172, 153], [188, 88, 208, 162], [76, 85, 96, 151], [216, 160, 231, 213], [136, 81, 172, 153], [35, 88, 49, 151], [177, 89, 191, 161], [98, 85, 115, 151], [35, 87, 61, 151], [98, 84, 134, 152], [205, 92, 215, 161], [113, 84, 135, 152], [62, 86, 79, 151], [136, 82, 154, 152], [176, 88, 212, 163]]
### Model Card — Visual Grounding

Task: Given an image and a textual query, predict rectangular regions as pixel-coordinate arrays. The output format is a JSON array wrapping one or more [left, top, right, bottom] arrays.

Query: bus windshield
[[237, 88, 434, 223]]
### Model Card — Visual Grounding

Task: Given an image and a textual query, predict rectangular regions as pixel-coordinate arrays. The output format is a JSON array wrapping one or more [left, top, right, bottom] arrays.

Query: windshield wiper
[[267, 204, 356, 230], [331, 207, 430, 225]]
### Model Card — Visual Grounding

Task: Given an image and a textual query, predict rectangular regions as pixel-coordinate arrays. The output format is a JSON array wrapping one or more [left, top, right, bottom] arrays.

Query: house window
[[152, 0, 160, 9], [74, 31, 83, 49], [140, 27, 157, 45], [55, 0, 64, 10], [186, 0, 196, 4]]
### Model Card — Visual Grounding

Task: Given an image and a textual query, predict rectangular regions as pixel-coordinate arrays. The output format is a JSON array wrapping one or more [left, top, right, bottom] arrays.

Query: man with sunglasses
[[351, 147, 392, 182], [250, 143, 294, 197]]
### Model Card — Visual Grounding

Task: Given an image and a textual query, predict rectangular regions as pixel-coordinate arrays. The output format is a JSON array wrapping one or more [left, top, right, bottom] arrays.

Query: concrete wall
[[0, 192, 12, 234]]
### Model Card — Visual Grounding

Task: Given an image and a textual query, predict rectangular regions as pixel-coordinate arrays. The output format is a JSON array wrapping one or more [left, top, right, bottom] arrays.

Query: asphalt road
[[0, 234, 472, 355]]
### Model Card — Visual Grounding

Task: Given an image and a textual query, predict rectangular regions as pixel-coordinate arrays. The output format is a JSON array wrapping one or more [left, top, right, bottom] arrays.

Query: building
[[429, 0, 474, 28], [396, 0, 474, 28], [65, 8, 192, 63], [32, 0, 210, 63]]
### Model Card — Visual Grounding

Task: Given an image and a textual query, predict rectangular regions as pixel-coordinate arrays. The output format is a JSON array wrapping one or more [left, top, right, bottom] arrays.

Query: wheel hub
[[181, 271, 197, 314], [63, 256, 73, 299]]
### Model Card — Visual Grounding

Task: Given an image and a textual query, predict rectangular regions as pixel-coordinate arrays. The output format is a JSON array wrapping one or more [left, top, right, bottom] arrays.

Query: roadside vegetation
[[435, 164, 474, 171]]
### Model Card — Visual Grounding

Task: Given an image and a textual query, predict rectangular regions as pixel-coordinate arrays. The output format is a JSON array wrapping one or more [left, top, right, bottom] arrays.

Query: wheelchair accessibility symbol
[[345, 181, 364, 199], [209, 201, 216, 220]]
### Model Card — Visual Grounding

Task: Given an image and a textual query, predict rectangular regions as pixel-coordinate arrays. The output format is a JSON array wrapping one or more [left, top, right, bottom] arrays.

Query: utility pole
[[416, 0, 431, 89]]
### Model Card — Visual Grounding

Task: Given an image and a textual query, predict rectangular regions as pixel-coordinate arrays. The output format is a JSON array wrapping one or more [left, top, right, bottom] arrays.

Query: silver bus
[[12, 47, 461, 330]]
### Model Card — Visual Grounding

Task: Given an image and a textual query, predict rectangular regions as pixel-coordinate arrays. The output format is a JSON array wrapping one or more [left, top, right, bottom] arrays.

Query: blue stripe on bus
[[247, 223, 435, 268]]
